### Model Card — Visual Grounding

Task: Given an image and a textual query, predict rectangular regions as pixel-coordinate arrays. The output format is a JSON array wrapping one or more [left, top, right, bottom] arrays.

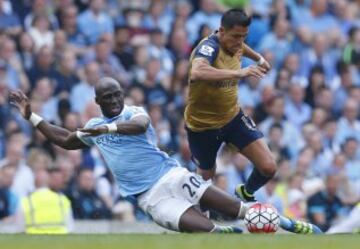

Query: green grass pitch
[[0, 234, 359, 249]]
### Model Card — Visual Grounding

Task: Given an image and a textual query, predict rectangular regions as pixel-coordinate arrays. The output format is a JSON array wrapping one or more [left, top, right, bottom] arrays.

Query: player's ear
[[219, 26, 225, 36]]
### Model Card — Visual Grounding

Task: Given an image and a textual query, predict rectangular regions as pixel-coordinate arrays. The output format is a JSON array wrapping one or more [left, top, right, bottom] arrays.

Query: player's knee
[[260, 159, 277, 178]]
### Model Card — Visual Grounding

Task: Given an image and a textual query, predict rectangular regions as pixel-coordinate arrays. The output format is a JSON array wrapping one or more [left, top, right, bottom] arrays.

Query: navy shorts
[[186, 110, 264, 170]]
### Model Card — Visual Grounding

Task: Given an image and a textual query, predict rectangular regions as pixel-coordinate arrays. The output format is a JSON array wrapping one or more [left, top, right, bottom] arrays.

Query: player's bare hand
[[9, 90, 31, 119], [238, 65, 266, 79], [259, 59, 271, 72], [78, 125, 109, 136]]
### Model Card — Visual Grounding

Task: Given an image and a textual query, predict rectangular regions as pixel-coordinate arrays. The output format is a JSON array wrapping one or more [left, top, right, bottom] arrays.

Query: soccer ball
[[244, 203, 280, 233]]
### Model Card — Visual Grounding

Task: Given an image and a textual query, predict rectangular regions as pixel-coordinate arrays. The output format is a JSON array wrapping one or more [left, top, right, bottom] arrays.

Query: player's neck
[[216, 33, 235, 57]]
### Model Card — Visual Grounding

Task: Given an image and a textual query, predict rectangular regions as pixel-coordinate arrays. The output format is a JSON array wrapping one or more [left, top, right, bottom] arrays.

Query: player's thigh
[[145, 197, 195, 231], [186, 127, 223, 170], [137, 167, 211, 231], [224, 111, 264, 151], [225, 112, 276, 173]]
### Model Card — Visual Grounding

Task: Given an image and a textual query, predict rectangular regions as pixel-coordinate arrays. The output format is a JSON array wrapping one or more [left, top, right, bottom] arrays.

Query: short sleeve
[[193, 38, 220, 65], [128, 106, 149, 120]]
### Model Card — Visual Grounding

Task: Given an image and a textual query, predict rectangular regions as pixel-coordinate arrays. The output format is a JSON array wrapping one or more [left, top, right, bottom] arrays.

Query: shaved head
[[95, 77, 122, 97], [94, 77, 124, 118]]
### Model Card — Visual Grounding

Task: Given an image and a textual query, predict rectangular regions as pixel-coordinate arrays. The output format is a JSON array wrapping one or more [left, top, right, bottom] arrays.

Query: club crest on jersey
[[199, 45, 214, 56]]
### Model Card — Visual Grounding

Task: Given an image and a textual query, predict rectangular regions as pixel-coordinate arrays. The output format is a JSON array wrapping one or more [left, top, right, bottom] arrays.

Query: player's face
[[220, 25, 248, 55], [96, 84, 124, 118]]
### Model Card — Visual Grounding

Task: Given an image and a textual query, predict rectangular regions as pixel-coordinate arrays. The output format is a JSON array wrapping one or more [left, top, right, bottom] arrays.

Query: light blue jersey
[[78, 105, 178, 197]]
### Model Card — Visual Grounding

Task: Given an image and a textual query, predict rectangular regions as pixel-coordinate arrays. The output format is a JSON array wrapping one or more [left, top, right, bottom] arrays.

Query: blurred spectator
[[174, 0, 193, 27], [53, 49, 80, 95], [0, 165, 18, 221], [334, 98, 360, 145], [333, 0, 354, 37], [299, 33, 338, 82], [48, 167, 66, 193], [17, 32, 35, 71], [18, 169, 73, 234], [250, 0, 272, 17], [27, 46, 57, 88], [70, 62, 99, 113], [113, 26, 135, 71], [313, 87, 334, 116], [28, 14, 54, 51], [68, 168, 112, 220], [186, 0, 222, 44], [322, 117, 339, 152], [225, 153, 252, 195], [83, 39, 130, 86], [333, 63, 355, 114], [147, 28, 174, 76], [60, 5, 89, 49], [258, 17, 292, 68], [307, 174, 345, 232], [305, 65, 326, 107], [285, 83, 312, 128], [307, 132, 334, 178], [168, 27, 191, 62], [140, 57, 169, 106], [341, 138, 360, 198], [310, 107, 328, 130], [26, 147, 52, 172], [284, 173, 307, 220], [148, 104, 171, 149], [343, 27, 360, 66], [53, 30, 71, 59], [77, 0, 114, 45], [267, 123, 291, 162], [0, 0, 22, 36], [274, 67, 291, 93], [126, 85, 146, 106], [142, 0, 173, 36], [171, 131, 196, 172], [255, 177, 284, 214], [0, 38, 27, 91], [62, 112, 81, 132], [191, 24, 212, 49], [0, 132, 34, 197], [259, 94, 302, 157], [253, 85, 275, 123], [24, 0, 59, 31], [238, 76, 261, 109], [296, 0, 338, 34], [31, 77, 59, 123]]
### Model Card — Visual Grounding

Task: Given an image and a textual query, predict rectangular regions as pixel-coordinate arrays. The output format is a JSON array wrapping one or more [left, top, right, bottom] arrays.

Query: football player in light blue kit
[[10, 77, 322, 234]]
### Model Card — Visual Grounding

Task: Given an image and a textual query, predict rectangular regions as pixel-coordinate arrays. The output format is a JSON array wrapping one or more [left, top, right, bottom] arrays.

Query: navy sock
[[244, 168, 272, 194]]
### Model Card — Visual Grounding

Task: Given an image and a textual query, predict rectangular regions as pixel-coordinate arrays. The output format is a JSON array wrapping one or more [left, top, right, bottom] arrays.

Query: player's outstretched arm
[[9, 90, 87, 150], [190, 58, 267, 82], [79, 115, 150, 136]]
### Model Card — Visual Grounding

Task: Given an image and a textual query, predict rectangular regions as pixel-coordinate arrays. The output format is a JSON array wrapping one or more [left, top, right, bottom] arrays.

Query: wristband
[[29, 112, 43, 127], [105, 123, 117, 133], [257, 56, 265, 66]]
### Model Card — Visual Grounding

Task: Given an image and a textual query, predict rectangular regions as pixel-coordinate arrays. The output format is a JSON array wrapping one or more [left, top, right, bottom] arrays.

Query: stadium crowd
[[0, 0, 360, 233]]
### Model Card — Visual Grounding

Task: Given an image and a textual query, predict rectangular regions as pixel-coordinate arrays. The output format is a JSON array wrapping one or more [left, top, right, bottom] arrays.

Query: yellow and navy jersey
[[185, 32, 243, 132]]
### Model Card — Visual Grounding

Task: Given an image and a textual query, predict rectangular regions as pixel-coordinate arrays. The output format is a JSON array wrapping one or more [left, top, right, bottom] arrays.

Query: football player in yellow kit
[[185, 9, 274, 202]]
